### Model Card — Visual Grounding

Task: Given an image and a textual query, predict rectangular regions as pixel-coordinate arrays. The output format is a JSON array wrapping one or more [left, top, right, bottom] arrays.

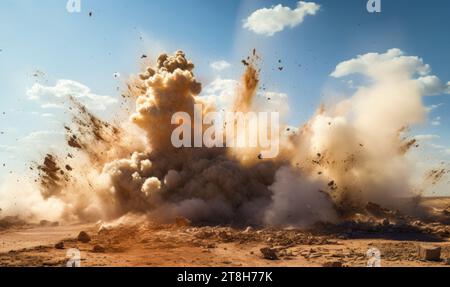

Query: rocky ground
[[1, 198, 450, 267]]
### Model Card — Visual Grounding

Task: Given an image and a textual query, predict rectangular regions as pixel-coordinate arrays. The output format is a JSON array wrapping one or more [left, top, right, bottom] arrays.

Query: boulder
[[77, 231, 91, 243], [54, 242, 64, 249]]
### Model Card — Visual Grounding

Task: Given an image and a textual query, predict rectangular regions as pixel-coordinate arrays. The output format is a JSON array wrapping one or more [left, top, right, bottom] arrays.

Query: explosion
[[0, 50, 447, 228]]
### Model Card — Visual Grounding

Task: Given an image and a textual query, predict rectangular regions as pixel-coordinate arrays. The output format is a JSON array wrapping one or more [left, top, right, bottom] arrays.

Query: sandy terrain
[[1, 198, 450, 267]]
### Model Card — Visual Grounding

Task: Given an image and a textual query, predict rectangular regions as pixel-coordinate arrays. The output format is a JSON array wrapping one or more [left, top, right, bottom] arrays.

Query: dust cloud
[[0, 50, 447, 228]]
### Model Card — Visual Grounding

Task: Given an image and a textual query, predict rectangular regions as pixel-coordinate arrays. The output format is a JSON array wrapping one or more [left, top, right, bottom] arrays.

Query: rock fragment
[[443, 207, 450, 216], [418, 245, 441, 261], [260, 247, 278, 260], [243, 226, 254, 233], [55, 242, 64, 249]]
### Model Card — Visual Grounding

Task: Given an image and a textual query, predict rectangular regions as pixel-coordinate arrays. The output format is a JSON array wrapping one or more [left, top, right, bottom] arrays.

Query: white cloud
[[331, 49, 428, 78], [414, 134, 440, 141], [41, 113, 54, 118], [19, 130, 64, 145], [27, 79, 118, 111], [201, 78, 289, 117], [0, 144, 17, 153], [202, 78, 239, 109], [345, 80, 355, 88], [446, 149, 450, 155], [254, 91, 290, 115], [0, 131, 64, 155], [243, 1, 320, 36], [331, 49, 450, 96], [426, 103, 444, 112], [40, 103, 65, 109], [430, 143, 445, 149], [431, 116, 441, 126], [416, 76, 450, 96], [210, 60, 231, 71]]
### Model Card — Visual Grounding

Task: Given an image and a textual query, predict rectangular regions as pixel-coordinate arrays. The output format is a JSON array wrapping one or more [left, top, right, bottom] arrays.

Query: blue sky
[[1, 0, 450, 182]]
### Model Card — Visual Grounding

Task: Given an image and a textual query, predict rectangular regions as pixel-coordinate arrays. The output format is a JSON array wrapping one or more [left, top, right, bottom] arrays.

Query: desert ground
[[1, 197, 450, 267]]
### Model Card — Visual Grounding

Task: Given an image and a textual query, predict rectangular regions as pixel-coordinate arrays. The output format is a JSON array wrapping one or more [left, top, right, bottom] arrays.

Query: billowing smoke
[[285, 49, 429, 211], [264, 166, 338, 226], [0, 49, 447, 228]]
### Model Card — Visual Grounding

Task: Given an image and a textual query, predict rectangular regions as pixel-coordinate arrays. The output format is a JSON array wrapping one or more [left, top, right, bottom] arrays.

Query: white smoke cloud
[[265, 166, 338, 227], [0, 174, 64, 221], [27, 80, 118, 111], [243, 1, 320, 36], [285, 48, 450, 207]]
